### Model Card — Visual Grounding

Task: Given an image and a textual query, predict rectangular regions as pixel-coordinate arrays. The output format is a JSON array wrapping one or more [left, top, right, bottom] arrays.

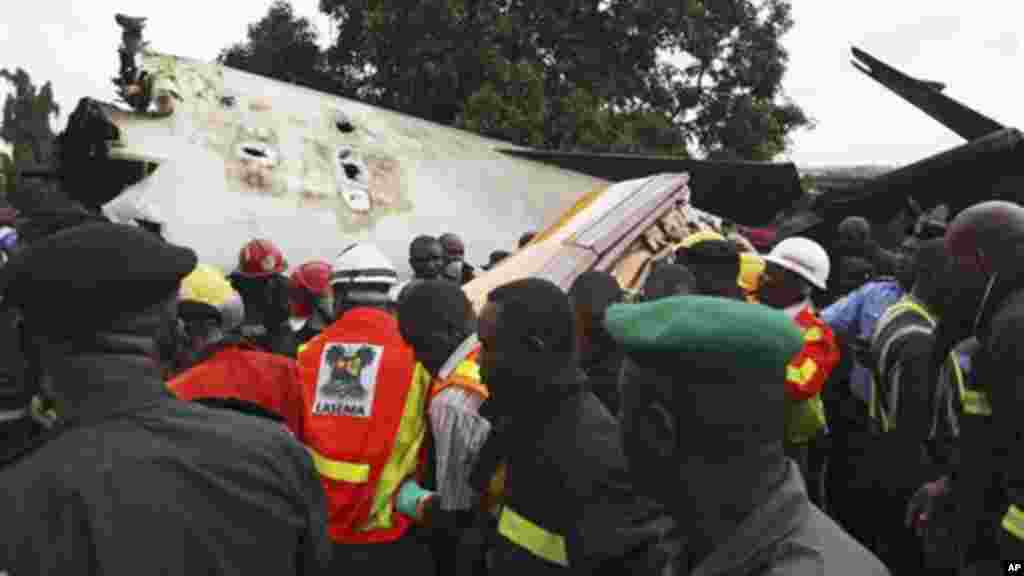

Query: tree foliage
[[224, 0, 810, 159], [0, 68, 62, 206], [218, 1, 337, 93]]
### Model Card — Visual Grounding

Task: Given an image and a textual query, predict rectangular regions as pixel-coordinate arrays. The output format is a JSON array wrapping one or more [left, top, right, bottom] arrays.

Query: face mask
[[443, 260, 464, 281]]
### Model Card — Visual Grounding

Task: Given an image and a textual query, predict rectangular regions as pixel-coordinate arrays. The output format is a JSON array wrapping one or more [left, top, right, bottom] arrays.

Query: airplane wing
[[497, 149, 802, 227], [851, 46, 1005, 141], [465, 173, 723, 310]]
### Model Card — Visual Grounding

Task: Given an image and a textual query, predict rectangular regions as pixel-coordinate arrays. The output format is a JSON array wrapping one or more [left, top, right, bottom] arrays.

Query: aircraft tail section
[[851, 46, 1004, 141]]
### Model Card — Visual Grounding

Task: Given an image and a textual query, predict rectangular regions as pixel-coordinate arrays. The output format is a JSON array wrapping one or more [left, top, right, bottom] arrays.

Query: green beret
[[5, 222, 197, 339], [603, 295, 803, 374]]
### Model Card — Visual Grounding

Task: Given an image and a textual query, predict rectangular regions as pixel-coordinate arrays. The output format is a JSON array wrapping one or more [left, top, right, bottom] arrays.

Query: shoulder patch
[[312, 342, 384, 418]]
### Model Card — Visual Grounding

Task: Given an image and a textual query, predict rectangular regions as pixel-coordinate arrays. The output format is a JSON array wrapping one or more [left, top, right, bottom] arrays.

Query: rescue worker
[[936, 200, 1024, 570], [439, 232, 477, 285], [296, 242, 436, 573], [0, 222, 331, 574], [758, 237, 840, 511], [761, 236, 839, 498], [675, 239, 744, 300], [904, 336, 979, 574], [837, 215, 902, 279], [168, 264, 305, 435], [397, 280, 490, 576], [674, 230, 758, 302], [820, 270, 906, 543], [738, 249, 766, 303], [229, 238, 298, 357], [606, 294, 889, 575], [410, 235, 445, 281], [289, 260, 335, 346], [568, 271, 626, 416], [836, 256, 875, 297], [478, 278, 670, 575], [864, 238, 955, 573], [641, 261, 696, 302]]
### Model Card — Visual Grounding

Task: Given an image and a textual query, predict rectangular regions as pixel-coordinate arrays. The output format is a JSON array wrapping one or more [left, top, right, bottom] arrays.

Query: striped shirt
[[428, 335, 492, 511]]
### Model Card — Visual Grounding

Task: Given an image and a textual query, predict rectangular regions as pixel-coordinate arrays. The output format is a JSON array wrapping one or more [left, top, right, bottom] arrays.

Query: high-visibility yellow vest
[[870, 297, 937, 433], [869, 297, 986, 432]]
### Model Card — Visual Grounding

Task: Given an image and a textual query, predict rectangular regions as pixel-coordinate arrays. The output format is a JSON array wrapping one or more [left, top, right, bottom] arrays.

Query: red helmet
[[289, 260, 333, 318], [237, 239, 287, 277]]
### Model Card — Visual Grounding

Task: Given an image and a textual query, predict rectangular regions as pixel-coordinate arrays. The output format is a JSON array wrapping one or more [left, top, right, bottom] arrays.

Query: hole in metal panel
[[343, 164, 360, 180], [242, 146, 267, 158]]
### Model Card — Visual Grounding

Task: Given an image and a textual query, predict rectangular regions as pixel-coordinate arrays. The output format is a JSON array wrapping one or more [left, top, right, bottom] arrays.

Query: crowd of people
[[0, 198, 1020, 575]]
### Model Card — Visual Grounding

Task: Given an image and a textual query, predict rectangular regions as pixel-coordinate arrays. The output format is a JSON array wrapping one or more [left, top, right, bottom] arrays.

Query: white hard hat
[[763, 237, 830, 291], [330, 243, 399, 287]]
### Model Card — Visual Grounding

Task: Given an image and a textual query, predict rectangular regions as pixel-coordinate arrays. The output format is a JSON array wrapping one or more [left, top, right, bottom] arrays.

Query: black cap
[[4, 222, 197, 339]]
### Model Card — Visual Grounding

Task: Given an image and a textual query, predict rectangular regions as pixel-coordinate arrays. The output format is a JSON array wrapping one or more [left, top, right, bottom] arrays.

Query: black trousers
[[330, 529, 436, 575]]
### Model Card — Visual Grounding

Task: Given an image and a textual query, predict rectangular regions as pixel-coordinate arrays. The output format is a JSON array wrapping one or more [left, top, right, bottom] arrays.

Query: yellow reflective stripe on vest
[[298, 342, 308, 355], [498, 506, 569, 567], [787, 357, 819, 386], [306, 446, 371, 484], [803, 326, 823, 342], [362, 363, 432, 531], [870, 297, 937, 433], [948, 346, 992, 417], [1003, 505, 1024, 541], [453, 359, 480, 381]]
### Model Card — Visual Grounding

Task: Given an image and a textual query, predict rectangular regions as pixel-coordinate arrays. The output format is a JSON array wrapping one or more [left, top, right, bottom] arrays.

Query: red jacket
[[168, 343, 305, 436], [785, 305, 840, 402]]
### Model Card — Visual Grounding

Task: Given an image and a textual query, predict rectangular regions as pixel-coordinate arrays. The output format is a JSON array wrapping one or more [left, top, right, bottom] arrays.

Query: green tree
[[226, 0, 809, 159], [218, 0, 337, 93], [638, 0, 812, 159], [0, 68, 62, 207]]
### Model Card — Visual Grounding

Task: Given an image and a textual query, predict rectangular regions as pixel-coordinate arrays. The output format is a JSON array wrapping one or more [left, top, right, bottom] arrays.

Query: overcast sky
[[1, 0, 1020, 167]]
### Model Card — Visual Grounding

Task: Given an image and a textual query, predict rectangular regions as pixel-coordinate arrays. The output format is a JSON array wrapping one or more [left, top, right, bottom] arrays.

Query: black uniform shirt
[[0, 354, 331, 575]]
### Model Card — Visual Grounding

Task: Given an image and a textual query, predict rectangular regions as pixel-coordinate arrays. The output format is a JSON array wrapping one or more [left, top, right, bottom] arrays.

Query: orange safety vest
[[168, 343, 305, 437], [784, 304, 840, 444], [297, 307, 432, 544]]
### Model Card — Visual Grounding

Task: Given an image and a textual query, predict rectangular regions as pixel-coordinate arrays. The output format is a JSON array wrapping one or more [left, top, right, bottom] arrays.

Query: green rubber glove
[[396, 478, 435, 519]]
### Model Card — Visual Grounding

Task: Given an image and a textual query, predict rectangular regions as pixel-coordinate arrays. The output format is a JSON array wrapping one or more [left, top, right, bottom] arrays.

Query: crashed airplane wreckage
[[780, 47, 1024, 253], [25, 16, 1022, 302], [15, 14, 805, 293]]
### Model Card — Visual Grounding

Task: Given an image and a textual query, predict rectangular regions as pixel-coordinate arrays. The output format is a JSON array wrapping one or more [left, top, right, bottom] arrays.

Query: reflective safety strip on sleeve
[[298, 342, 309, 355], [787, 357, 819, 386], [803, 326, 823, 342], [951, 355, 992, 417], [499, 506, 569, 567], [1002, 505, 1024, 541], [305, 446, 371, 484]]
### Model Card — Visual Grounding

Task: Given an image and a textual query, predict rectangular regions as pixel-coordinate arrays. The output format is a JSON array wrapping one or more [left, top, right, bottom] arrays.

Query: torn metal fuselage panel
[[95, 49, 608, 274]]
